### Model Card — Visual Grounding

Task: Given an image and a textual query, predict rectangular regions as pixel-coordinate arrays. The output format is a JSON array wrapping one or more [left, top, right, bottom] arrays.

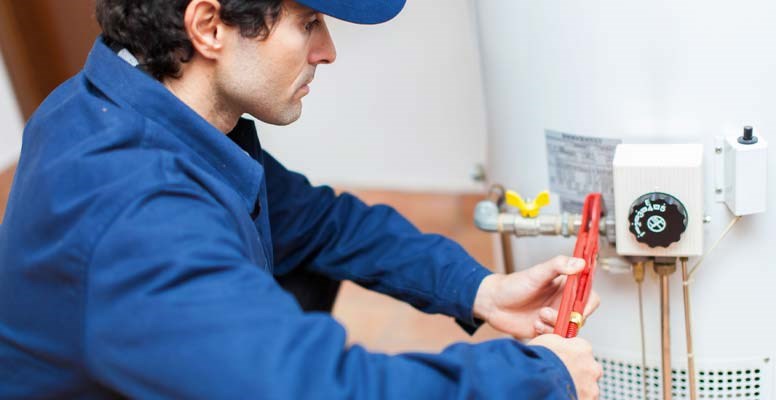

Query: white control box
[[723, 135, 768, 216], [613, 144, 704, 257]]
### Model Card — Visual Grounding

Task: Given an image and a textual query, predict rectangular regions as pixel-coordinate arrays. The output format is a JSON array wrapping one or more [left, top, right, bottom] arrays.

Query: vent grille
[[597, 356, 767, 399]]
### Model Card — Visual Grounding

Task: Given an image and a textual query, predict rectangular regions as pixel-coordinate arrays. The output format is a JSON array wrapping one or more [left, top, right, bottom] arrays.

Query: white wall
[[0, 52, 23, 170], [254, 0, 488, 192]]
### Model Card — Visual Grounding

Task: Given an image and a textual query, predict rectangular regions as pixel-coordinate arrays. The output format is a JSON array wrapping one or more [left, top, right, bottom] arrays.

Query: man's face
[[216, 0, 336, 126]]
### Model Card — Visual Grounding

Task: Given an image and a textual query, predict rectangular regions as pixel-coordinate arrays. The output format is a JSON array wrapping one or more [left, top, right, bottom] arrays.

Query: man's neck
[[162, 67, 241, 134]]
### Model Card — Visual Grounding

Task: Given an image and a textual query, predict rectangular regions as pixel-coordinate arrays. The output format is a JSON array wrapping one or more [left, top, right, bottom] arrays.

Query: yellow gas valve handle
[[505, 190, 550, 218]]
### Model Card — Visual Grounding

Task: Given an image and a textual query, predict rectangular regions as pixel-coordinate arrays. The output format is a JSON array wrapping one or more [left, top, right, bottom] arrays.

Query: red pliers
[[554, 193, 603, 338]]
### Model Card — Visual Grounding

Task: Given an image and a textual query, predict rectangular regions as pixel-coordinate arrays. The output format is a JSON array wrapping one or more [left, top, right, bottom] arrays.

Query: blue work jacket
[[0, 38, 574, 399]]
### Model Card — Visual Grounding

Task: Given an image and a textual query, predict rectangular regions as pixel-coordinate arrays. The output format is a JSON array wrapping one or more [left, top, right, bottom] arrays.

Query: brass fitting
[[569, 311, 585, 328], [654, 259, 677, 276], [632, 261, 645, 283]]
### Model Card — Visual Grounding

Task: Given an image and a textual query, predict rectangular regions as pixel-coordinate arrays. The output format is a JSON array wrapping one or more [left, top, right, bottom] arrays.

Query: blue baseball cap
[[295, 0, 407, 24]]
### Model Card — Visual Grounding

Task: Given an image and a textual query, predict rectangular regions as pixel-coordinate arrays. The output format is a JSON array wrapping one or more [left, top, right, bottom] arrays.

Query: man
[[0, 0, 602, 398]]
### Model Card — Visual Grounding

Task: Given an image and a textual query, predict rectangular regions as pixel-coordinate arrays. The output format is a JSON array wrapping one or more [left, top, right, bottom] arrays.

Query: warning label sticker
[[545, 130, 620, 214]]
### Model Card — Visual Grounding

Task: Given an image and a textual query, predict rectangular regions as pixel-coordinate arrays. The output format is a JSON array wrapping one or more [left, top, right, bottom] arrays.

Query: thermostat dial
[[627, 193, 688, 248]]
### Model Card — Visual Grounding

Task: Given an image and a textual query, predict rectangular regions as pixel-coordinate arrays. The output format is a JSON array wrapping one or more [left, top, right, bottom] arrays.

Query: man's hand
[[473, 256, 600, 339], [530, 334, 603, 399]]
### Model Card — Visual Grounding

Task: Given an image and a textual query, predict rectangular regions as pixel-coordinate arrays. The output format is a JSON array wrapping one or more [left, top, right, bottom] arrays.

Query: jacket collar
[[83, 37, 262, 213]]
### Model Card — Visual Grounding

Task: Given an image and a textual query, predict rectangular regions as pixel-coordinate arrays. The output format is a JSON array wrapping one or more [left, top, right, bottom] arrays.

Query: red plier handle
[[553, 193, 603, 338]]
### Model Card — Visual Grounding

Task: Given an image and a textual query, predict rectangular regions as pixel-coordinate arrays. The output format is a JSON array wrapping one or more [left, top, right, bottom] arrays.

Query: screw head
[[715, 188, 723, 194], [715, 147, 722, 154], [470, 163, 487, 183]]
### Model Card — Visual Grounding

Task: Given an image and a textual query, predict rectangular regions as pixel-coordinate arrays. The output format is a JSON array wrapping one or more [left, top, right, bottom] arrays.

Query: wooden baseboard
[[343, 188, 493, 267]]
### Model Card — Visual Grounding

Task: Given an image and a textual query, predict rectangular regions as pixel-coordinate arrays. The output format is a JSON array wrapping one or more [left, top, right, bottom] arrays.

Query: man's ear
[[183, 0, 226, 60]]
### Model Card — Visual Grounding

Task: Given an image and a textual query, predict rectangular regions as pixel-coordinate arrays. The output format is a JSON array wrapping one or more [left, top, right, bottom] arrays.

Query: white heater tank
[[474, 1, 776, 398]]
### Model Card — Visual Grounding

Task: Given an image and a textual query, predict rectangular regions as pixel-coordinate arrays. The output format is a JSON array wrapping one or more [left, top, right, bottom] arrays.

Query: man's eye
[[304, 19, 320, 32]]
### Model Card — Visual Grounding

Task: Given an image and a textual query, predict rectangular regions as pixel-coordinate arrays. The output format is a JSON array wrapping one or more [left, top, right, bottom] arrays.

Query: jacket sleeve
[[263, 151, 491, 329], [85, 183, 575, 400]]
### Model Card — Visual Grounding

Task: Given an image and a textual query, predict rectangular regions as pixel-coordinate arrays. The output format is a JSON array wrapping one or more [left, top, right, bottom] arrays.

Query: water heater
[[473, 0, 775, 398]]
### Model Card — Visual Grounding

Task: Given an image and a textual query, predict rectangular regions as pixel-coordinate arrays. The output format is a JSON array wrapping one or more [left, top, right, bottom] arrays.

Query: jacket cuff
[[453, 265, 493, 335]]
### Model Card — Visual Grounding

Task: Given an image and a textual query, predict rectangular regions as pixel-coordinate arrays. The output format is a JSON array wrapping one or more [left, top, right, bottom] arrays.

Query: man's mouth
[[297, 77, 314, 97]]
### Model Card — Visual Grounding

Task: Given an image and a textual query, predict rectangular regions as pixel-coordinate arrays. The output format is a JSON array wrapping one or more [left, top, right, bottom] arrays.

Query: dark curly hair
[[96, 0, 284, 81]]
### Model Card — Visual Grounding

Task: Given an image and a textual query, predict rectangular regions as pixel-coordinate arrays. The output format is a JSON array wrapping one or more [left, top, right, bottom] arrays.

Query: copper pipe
[[661, 272, 672, 400], [633, 261, 648, 400], [681, 257, 697, 400], [499, 233, 515, 274], [638, 282, 648, 400], [654, 261, 676, 400], [487, 184, 516, 274]]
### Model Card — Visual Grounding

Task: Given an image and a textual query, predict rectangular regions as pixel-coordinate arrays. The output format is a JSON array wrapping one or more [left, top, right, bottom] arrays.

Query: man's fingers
[[543, 290, 598, 325], [583, 290, 601, 318], [540, 307, 558, 325], [534, 319, 555, 335], [532, 256, 586, 283]]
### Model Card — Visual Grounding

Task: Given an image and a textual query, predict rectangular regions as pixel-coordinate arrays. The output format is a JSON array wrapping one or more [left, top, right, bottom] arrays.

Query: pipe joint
[[474, 199, 615, 241]]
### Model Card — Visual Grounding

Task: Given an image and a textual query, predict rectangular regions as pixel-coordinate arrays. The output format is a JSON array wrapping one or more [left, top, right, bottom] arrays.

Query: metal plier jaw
[[554, 193, 603, 338]]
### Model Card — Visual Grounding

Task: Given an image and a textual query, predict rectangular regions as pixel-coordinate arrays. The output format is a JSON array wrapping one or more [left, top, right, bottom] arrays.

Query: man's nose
[[310, 16, 337, 65]]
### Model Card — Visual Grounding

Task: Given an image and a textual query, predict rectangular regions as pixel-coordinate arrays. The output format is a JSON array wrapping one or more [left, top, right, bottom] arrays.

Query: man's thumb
[[533, 256, 586, 283], [563, 257, 586, 274], [552, 256, 585, 276]]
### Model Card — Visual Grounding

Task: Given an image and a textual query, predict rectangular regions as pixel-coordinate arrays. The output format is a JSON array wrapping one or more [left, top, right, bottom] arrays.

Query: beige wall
[[0, 50, 23, 171]]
